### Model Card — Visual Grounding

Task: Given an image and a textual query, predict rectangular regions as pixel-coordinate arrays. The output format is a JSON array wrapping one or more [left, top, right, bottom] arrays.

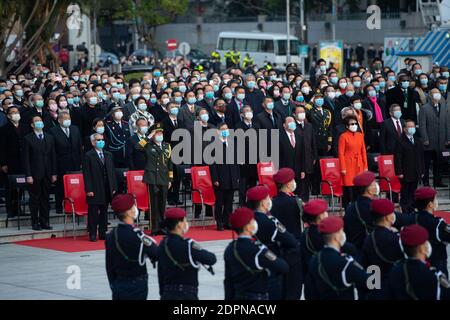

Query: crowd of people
[[0, 53, 450, 300]]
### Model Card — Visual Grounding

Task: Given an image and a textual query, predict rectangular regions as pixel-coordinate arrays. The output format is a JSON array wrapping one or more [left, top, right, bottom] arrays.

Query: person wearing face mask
[[293, 106, 317, 201], [0, 106, 26, 218], [21, 94, 53, 135], [246, 185, 299, 300], [274, 86, 296, 120], [105, 106, 131, 169], [76, 91, 107, 139], [129, 96, 155, 133], [304, 216, 370, 300], [279, 117, 304, 184], [386, 75, 420, 123], [379, 104, 405, 156], [125, 118, 149, 171], [138, 123, 173, 235], [23, 115, 57, 231], [413, 187, 450, 276], [419, 88, 449, 188], [208, 98, 231, 128], [49, 111, 82, 214], [394, 119, 425, 214], [299, 80, 314, 102], [224, 207, 289, 300], [157, 207, 217, 300], [177, 90, 201, 131], [106, 193, 158, 300], [338, 115, 368, 208], [389, 224, 450, 300], [83, 133, 117, 241], [244, 74, 264, 115], [361, 199, 405, 300]]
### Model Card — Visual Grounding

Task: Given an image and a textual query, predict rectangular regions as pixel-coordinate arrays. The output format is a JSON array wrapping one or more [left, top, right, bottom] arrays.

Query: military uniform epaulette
[[304, 103, 313, 111]]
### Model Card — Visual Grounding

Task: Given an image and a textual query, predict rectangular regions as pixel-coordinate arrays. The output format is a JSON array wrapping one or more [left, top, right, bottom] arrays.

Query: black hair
[[414, 198, 434, 211], [161, 217, 184, 231]]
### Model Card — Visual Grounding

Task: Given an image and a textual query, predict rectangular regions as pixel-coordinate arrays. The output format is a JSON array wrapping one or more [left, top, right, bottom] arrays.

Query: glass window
[[220, 38, 234, 51], [261, 40, 274, 53], [246, 39, 259, 52], [235, 39, 246, 51], [276, 40, 300, 55]]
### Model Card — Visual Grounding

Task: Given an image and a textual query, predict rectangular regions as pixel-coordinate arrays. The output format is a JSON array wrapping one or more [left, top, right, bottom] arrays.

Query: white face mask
[[426, 241, 432, 258], [433, 199, 439, 211], [182, 221, 190, 234], [297, 113, 306, 121], [114, 111, 123, 120], [11, 114, 21, 122], [266, 198, 273, 212], [291, 180, 297, 193], [390, 212, 396, 226], [373, 182, 381, 196], [251, 220, 259, 236], [339, 232, 347, 247], [327, 92, 336, 99], [432, 93, 442, 101], [348, 124, 358, 133], [244, 112, 253, 120], [301, 87, 311, 95]]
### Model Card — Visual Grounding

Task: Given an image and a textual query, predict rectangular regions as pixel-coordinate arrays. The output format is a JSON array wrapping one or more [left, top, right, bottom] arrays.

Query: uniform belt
[[115, 274, 148, 281], [163, 284, 198, 295]]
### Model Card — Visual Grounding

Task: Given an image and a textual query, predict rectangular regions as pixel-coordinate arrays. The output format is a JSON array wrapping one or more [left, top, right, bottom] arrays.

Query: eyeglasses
[[349, 122, 358, 126]]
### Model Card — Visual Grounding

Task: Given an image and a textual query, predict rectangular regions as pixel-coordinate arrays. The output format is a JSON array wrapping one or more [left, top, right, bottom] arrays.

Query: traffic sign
[[166, 39, 177, 51], [178, 42, 191, 56]]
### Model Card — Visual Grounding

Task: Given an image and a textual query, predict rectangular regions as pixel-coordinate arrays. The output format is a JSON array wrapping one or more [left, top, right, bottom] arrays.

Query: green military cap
[[150, 123, 164, 134]]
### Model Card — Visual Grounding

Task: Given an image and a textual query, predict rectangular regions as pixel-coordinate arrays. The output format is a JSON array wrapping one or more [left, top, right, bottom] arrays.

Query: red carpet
[[13, 226, 234, 253], [434, 211, 450, 224]]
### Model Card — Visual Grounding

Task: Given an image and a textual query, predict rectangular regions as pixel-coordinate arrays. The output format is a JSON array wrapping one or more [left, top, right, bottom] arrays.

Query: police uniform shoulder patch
[[264, 250, 277, 261]]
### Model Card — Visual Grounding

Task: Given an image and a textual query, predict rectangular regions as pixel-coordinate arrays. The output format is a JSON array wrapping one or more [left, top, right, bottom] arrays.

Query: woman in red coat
[[338, 115, 368, 208]]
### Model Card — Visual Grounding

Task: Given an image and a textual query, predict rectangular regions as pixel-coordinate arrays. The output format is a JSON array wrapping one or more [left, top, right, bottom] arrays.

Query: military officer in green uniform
[[137, 123, 173, 235]]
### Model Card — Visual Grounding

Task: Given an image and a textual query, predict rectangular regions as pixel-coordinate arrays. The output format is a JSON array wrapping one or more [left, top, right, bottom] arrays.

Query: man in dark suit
[[49, 111, 82, 213], [209, 98, 233, 128], [23, 115, 57, 231], [125, 117, 148, 171], [279, 116, 304, 189], [294, 106, 318, 201], [73, 92, 107, 139], [235, 105, 260, 206], [244, 74, 264, 115], [226, 86, 247, 127], [210, 122, 240, 231], [385, 75, 420, 123], [20, 94, 53, 135], [395, 120, 425, 214], [0, 106, 26, 217], [83, 133, 117, 241], [255, 97, 283, 161], [379, 104, 405, 155], [274, 86, 296, 120]]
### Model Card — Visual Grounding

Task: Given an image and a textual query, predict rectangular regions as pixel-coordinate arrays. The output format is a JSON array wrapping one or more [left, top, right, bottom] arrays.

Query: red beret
[[229, 207, 254, 229], [370, 199, 395, 216], [401, 224, 429, 247], [111, 193, 135, 213], [273, 168, 295, 184], [164, 208, 187, 219], [318, 216, 344, 234], [247, 185, 270, 202], [303, 199, 328, 216], [353, 171, 376, 187], [414, 187, 437, 201]]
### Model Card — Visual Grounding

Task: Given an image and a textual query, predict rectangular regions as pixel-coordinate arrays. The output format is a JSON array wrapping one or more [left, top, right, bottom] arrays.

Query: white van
[[216, 31, 301, 69]]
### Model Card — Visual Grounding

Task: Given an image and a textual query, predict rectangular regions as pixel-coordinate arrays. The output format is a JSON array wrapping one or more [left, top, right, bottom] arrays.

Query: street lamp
[[287, 0, 291, 64]]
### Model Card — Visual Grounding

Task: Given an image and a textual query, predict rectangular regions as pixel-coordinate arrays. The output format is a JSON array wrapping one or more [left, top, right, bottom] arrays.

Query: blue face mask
[[420, 78, 428, 86], [393, 111, 402, 119], [170, 108, 179, 116], [353, 81, 361, 88], [414, 69, 422, 75], [221, 129, 230, 138], [439, 84, 447, 92], [379, 81, 386, 88], [67, 98, 74, 105], [388, 76, 396, 82], [213, 85, 220, 92], [401, 81, 410, 89], [368, 90, 377, 97], [374, 85, 380, 91], [0, 87, 6, 93], [188, 97, 197, 105], [150, 98, 157, 104], [224, 92, 233, 100], [15, 90, 24, 97], [155, 135, 164, 143], [174, 97, 183, 104], [96, 126, 105, 134], [113, 92, 121, 100], [89, 97, 98, 105], [96, 140, 105, 149], [179, 86, 187, 93], [330, 77, 338, 84], [315, 98, 324, 107], [205, 92, 215, 99], [247, 81, 256, 89], [407, 127, 416, 136], [266, 102, 274, 110], [153, 71, 161, 77], [34, 121, 44, 130], [73, 97, 80, 104], [346, 91, 354, 98], [296, 96, 304, 103], [35, 100, 44, 108], [200, 114, 209, 122], [288, 122, 297, 131]]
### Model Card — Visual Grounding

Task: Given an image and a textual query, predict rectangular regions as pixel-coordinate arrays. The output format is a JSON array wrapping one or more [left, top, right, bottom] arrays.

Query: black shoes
[[89, 235, 97, 242]]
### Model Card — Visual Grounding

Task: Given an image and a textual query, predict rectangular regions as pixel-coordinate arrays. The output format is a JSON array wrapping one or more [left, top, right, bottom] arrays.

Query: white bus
[[216, 31, 301, 69]]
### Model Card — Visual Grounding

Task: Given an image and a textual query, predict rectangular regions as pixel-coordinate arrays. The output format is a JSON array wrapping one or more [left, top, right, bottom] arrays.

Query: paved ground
[[0, 240, 228, 300]]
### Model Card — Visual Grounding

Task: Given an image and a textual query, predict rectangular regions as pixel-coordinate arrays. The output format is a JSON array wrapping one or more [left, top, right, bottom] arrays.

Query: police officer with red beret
[[157, 208, 217, 300], [105, 193, 158, 300], [413, 187, 450, 276], [389, 224, 450, 300], [304, 216, 370, 300], [224, 207, 289, 300], [361, 199, 405, 299], [246, 185, 299, 300]]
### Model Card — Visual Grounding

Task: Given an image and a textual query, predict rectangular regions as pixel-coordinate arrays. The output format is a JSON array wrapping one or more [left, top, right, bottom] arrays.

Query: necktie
[[99, 152, 104, 164], [396, 120, 402, 137], [173, 119, 178, 127], [289, 133, 296, 148], [410, 137, 414, 144], [270, 114, 275, 126], [39, 134, 43, 140], [65, 128, 70, 138]]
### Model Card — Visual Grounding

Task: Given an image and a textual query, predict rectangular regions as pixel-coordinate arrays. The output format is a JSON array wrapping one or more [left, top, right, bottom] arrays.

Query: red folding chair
[[191, 166, 216, 226], [63, 174, 88, 239], [257, 162, 278, 197], [319, 158, 343, 212], [126, 170, 149, 224], [377, 155, 401, 201]]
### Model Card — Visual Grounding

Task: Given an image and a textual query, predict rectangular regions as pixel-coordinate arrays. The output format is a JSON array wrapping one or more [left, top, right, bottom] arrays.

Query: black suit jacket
[[379, 118, 405, 155], [296, 122, 317, 174], [23, 132, 57, 179], [385, 86, 420, 123], [209, 110, 233, 129], [279, 129, 304, 177], [82, 149, 117, 205], [394, 133, 425, 182], [210, 139, 240, 190], [0, 121, 26, 174], [235, 120, 260, 179], [125, 134, 147, 170], [226, 99, 247, 128], [49, 125, 82, 175]]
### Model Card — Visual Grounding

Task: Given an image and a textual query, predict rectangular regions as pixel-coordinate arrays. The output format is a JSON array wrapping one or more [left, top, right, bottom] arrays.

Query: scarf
[[369, 96, 383, 123]]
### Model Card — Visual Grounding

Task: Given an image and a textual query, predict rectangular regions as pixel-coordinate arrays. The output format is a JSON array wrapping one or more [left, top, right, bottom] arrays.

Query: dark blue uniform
[[224, 236, 289, 300], [344, 196, 374, 250], [105, 119, 131, 168], [414, 210, 450, 276], [253, 210, 299, 299], [157, 233, 217, 300], [361, 226, 405, 299], [271, 191, 303, 240], [105, 223, 158, 300], [389, 259, 450, 300], [300, 224, 360, 280], [305, 246, 369, 300]]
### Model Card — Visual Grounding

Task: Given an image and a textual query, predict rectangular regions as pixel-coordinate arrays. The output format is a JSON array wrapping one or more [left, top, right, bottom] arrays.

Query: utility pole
[[93, 0, 98, 67], [299, 0, 305, 43], [332, 0, 337, 41], [287, 0, 291, 64]]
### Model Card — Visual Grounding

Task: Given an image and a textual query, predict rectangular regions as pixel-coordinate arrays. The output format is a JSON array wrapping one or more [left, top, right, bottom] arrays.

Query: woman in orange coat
[[338, 115, 368, 208]]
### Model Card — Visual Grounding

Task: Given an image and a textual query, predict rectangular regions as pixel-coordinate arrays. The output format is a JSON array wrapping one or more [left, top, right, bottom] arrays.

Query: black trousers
[[88, 204, 108, 237], [400, 179, 418, 214], [194, 204, 213, 218], [28, 177, 51, 227], [238, 175, 257, 206], [55, 174, 65, 212], [312, 148, 329, 195], [297, 175, 312, 202], [148, 184, 168, 233], [282, 248, 303, 300], [423, 150, 443, 186], [112, 277, 148, 300], [5, 176, 20, 216], [342, 186, 356, 210], [214, 189, 234, 228], [168, 165, 181, 203]]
